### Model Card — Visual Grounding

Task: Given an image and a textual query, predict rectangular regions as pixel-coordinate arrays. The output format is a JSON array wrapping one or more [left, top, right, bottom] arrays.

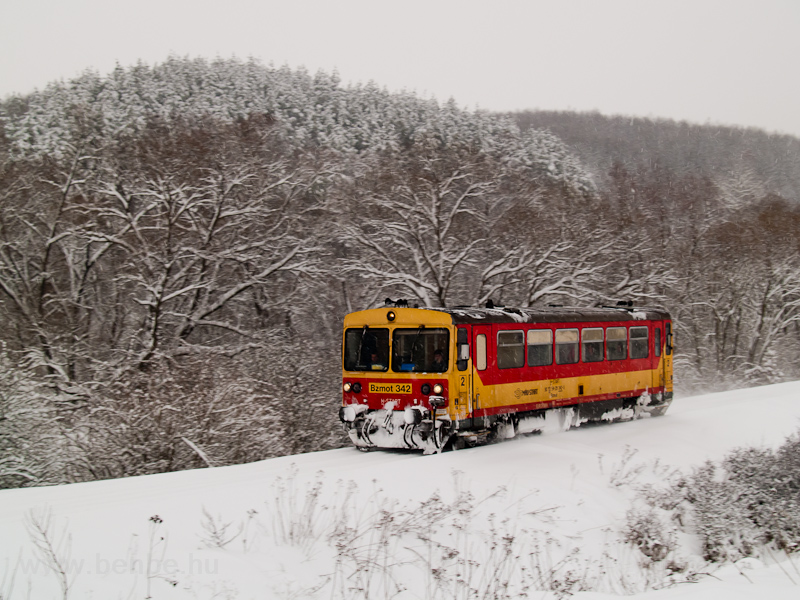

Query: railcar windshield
[[391, 328, 450, 372], [343, 327, 389, 371]]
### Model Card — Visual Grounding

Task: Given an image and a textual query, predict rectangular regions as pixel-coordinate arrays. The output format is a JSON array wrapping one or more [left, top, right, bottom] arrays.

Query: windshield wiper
[[355, 324, 369, 367], [409, 325, 425, 363]]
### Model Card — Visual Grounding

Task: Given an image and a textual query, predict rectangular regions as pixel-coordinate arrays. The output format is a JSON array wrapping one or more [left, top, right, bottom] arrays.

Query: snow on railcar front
[[340, 304, 456, 453], [340, 300, 674, 453]]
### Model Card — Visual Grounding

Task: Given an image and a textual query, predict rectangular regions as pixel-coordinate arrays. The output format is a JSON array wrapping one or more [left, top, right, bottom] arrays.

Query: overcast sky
[[2, 0, 799, 137]]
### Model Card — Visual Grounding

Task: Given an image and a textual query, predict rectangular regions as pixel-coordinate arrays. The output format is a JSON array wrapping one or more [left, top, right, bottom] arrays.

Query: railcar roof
[[429, 306, 670, 325]]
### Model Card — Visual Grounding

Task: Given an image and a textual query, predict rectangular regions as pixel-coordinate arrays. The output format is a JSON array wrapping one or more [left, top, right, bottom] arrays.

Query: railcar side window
[[457, 328, 469, 371], [630, 326, 649, 359], [344, 327, 389, 371], [476, 334, 487, 371], [527, 329, 553, 366], [581, 328, 604, 362], [606, 327, 627, 360], [654, 327, 661, 357], [555, 329, 579, 365], [497, 330, 524, 369], [391, 328, 450, 372]]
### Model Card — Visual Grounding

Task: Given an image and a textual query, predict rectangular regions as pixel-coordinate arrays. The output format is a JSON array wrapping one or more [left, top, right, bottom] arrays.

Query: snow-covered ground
[[2, 382, 800, 599]]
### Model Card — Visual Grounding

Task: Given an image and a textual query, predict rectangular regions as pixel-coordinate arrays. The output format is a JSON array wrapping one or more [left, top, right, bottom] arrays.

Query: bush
[[723, 437, 800, 552], [683, 462, 761, 561], [622, 506, 676, 561], [677, 430, 800, 561]]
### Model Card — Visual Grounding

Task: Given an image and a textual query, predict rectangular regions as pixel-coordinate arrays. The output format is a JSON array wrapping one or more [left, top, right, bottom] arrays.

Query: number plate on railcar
[[369, 383, 412, 394]]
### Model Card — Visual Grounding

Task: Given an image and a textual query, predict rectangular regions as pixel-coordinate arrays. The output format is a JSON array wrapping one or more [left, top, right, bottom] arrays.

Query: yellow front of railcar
[[339, 307, 458, 452]]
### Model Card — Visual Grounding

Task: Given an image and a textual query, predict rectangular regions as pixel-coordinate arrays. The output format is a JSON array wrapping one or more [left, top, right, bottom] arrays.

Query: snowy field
[[2, 382, 800, 599]]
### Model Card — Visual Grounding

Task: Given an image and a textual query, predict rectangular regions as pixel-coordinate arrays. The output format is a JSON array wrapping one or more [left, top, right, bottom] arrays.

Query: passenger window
[[581, 328, 603, 363], [476, 334, 487, 371], [606, 327, 627, 360], [630, 327, 649, 359], [497, 330, 524, 369], [527, 329, 553, 366], [555, 329, 579, 365], [654, 327, 662, 357]]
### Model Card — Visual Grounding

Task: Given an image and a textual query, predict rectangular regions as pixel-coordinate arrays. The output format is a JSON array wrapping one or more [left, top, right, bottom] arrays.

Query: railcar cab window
[[607, 327, 627, 360], [527, 329, 553, 366], [630, 326, 649, 359], [581, 328, 603, 362], [556, 329, 579, 364], [391, 328, 450, 372], [497, 330, 524, 369], [344, 327, 389, 371]]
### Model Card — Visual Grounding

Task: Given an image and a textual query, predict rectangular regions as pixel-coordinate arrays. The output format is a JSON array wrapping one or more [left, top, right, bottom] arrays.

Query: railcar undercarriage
[[342, 392, 672, 454]]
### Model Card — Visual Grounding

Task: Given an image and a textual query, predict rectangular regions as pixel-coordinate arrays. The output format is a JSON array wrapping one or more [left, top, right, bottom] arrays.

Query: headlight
[[343, 382, 352, 393], [352, 382, 362, 394], [421, 383, 431, 395], [433, 383, 443, 395]]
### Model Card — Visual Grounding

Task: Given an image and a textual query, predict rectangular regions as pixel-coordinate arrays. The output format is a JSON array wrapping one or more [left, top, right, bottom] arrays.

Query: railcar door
[[663, 321, 674, 395], [653, 320, 672, 398], [455, 327, 472, 423], [472, 324, 492, 428], [654, 322, 665, 391]]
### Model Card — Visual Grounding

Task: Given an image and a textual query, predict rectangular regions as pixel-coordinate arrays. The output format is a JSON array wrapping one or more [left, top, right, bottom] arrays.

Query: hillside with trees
[[1, 57, 799, 487], [512, 110, 800, 388], [513, 110, 800, 203]]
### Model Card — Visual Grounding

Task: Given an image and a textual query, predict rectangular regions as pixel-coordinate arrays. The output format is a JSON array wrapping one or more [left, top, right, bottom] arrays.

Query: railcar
[[340, 301, 673, 453]]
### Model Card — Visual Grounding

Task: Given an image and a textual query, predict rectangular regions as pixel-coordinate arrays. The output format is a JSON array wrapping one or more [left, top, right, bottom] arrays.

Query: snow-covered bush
[[623, 506, 676, 561], [0, 347, 83, 488], [682, 462, 762, 561], [721, 439, 800, 552], [638, 430, 800, 562], [696, 436, 800, 558]]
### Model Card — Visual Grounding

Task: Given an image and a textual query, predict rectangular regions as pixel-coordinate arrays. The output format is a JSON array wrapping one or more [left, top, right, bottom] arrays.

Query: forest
[[1, 57, 799, 488]]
